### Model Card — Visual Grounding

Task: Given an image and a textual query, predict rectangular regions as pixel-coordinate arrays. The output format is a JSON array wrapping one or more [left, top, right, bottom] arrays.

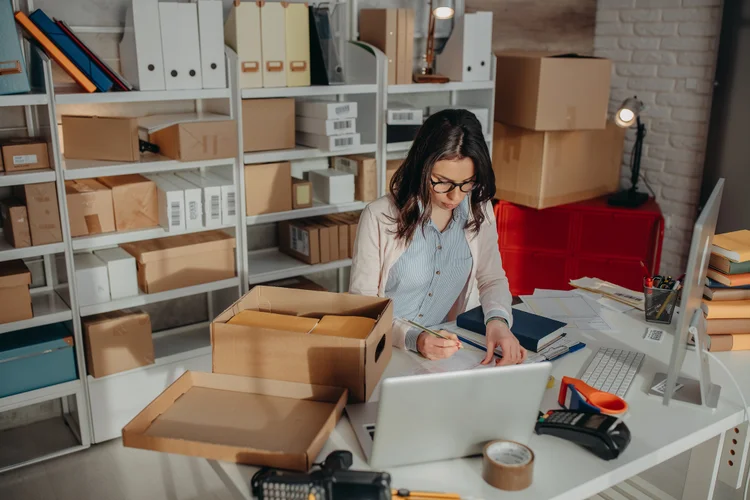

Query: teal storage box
[[0, 323, 77, 398]]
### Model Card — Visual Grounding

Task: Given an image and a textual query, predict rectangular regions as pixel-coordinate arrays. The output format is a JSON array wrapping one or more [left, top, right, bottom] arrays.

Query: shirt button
[[428, 292, 433, 297], [436, 271, 441, 275], [418, 314, 423, 318], [437, 245, 442, 250]]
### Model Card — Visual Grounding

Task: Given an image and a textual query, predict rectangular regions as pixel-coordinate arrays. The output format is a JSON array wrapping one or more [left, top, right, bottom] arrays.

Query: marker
[[640, 261, 651, 278]]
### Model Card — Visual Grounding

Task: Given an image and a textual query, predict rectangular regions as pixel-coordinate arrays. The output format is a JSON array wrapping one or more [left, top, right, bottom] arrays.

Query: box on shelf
[[13, 182, 62, 246], [0, 324, 76, 398], [428, 106, 490, 135], [174, 171, 223, 227], [0, 199, 31, 249], [211, 285, 393, 403], [385, 159, 401, 190], [326, 212, 360, 258], [311, 217, 340, 262], [203, 170, 237, 226], [291, 157, 329, 180], [295, 116, 357, 136], [309, 169, 355, 205], [122, 371, 347, 471], [243, 98, 295, 153], [386, 106, 423, 125], [295, 100, 357, 120], [143, 174, 186, 233], [494, 52, 611, 131], [244, 162, 292, 216], [148, 120, 237, 161], [93, 247, 139, 300], [386, 124, 420, 143], [74, 252, 111, 307], [61, 115, 140, 162], [296, 131, 360, 152], [305, 219, 332, 264], [162, 174, 204, 230], [292, 178, 312, 210], [97, 174, 159, 231], [0, 138, 50, 173], [358, 9, 413, 85], [260, 276, 327, 292], [65, 179, 116, 238], [119, 230, 236, 294], [492, 121, 625, 210], [0, 259, 32, 324], [82, 309, 154, 378], [333, 154, 377, 202], [279, 219, 320, 265], [321, 215, 349, 259]]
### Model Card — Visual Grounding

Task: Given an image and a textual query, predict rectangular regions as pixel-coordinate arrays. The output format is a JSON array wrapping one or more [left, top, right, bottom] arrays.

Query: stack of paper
[[569, 277, 645, 311], [520, 289, 617, 332]]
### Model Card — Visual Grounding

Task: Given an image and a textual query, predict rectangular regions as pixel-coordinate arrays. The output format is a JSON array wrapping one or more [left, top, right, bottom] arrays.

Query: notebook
[[456, 306, 566, 352], [712, 230, 750, 263]]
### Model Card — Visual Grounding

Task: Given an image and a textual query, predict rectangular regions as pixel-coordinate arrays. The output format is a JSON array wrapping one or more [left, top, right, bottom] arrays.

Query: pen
[[404, 319, 463, 348], [640, 261, 651, 278], [392, 489, 461, 500]]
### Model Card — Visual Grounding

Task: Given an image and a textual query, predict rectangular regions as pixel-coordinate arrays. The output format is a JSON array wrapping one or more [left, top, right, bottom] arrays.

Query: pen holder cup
[[643, 281, 680, 325]]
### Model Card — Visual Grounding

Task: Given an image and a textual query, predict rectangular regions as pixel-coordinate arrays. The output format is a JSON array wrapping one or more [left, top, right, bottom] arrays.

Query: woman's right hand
[[417, 331, 462, 360]]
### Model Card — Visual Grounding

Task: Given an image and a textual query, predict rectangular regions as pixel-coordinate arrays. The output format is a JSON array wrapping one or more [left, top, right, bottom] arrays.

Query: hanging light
[[432, 0, 454, 20]]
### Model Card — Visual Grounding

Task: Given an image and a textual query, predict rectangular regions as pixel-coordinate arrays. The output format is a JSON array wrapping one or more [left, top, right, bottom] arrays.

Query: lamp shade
[[615, 97, 644, 128], [432, 0, 454, 19]]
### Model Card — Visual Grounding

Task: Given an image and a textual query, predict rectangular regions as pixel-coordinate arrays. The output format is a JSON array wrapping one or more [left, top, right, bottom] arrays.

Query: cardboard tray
[[122, 371, 347, 471]]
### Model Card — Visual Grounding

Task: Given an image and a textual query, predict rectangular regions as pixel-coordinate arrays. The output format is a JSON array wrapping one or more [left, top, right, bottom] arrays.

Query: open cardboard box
[[122, 371, 347, 471]]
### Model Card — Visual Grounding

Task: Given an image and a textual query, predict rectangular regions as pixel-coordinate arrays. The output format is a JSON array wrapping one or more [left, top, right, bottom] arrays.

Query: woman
[[350, 109, 526, 365]]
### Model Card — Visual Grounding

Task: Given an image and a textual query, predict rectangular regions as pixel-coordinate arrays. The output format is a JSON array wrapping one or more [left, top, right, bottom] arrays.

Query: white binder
[[224, 1, 263, 88], [260, 2, 287, 88], [119, 0, 165, 91], [438, 12, 493, 82], [159, 2, 203, 90], [284, 3, 310, 87], [197, 0, 227, 89]]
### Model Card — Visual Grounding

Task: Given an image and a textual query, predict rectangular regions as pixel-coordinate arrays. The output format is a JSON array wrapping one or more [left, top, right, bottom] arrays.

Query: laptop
[[346, 362, 552, 468]]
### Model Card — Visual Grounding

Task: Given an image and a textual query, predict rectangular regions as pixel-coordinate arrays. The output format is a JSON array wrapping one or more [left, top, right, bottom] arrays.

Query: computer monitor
[[651, 178, 724, 408]]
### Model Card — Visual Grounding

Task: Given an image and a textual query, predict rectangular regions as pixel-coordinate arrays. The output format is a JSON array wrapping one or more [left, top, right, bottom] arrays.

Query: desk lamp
[[413, 0, 454, 83], [608, 97, 649, 208]]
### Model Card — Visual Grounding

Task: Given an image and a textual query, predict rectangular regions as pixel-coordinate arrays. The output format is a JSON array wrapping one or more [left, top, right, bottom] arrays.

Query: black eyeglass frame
[[429, 178, 476, 194]]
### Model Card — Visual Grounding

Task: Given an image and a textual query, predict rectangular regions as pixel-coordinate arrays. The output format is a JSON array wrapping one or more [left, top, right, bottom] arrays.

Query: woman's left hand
[[481, 319, 527, 366]]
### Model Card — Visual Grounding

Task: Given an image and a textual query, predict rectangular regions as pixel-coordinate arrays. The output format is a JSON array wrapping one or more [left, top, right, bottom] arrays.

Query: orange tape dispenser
[[558, 376, 629, 415]]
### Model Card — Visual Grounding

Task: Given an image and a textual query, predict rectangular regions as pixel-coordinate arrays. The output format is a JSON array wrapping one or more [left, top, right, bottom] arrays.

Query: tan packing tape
[[482, 440, 534, 491]]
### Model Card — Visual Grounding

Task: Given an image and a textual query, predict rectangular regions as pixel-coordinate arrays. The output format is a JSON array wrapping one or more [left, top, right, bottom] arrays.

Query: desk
[[208, 306, 750, 500]]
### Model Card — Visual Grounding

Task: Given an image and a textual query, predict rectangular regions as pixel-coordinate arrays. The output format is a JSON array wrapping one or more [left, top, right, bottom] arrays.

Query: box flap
[[137, 112, 231, 134], [0, 259, 31, 288], [120, 230, 236, 264], [65, 179, 109, 195], [97, 174, 152, 189]]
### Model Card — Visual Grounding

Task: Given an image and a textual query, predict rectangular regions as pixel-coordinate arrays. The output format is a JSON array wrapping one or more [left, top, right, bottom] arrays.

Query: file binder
[[119, 0, 165, 91], [359, 9, 397, 86], [197, 0, 226, 89], [438, 12, 493, 82], [284, 2, 310, 87], [308, 5, 344, 85], [0, 0, 31, 95], [159, 2, 203, 90], [259, 2, 286, 88], [224, 1, 263, 88]]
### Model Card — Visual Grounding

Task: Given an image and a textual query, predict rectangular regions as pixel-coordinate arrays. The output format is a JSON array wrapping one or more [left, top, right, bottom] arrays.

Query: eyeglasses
[[430, 178, 475, 194]]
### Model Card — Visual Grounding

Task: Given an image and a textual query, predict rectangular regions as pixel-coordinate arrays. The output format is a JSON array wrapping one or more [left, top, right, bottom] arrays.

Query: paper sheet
[[521, 292, 617, 332], [410, 347, 494, 375]]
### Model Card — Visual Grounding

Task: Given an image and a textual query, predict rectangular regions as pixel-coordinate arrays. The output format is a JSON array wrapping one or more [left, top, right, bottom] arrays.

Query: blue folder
[[705, 277, 750, 290], [28, 9, 113, 92], [0, 0, 31, 95]]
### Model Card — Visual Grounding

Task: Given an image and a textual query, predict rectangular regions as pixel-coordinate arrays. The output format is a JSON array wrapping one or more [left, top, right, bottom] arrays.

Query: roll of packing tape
[[482, 440, 535, 491]]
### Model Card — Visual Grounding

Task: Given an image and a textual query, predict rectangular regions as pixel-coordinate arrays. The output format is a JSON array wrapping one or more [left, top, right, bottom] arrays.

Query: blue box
[[0, 323, 78, 398]]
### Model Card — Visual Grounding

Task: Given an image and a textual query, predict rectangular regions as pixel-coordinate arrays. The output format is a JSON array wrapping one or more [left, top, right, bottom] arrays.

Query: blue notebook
[[705, 277, 750, 290], [456, 306, 567, 352], [0, 0, 31, 95], [28, 9, 113, 92]]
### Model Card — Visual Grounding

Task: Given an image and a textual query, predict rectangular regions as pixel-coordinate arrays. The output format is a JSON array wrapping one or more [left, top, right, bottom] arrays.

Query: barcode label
[[188, 201, 199, 221], [227, 192, 236, 217], [13, 154, 37, 165], [334, 137, 354, 148], [392, 112, 414, 121], [334, 104, 350, 116], [334, 157, 358, 176], [170, 202, 181, 227], [291, 226, 310, 257], [333, 120, 352, 130], [210, 195, 220, 220]]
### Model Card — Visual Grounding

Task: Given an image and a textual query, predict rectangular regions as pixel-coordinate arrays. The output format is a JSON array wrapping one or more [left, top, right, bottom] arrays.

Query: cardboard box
[[386, 159, 401, 191], [492, 121, 625, 209], [62, 115, 140, 161], [162, 174, 204, 230], [83, 309, 154, 378], [149, 120, 237, 162], [295, 116, 357, 136], [309, 169, 355, 204], [174, 171, 223, 227], [0, 260, 32, 324], [13, 182, 62, 245], [93, 247, 139, 300], [260, 276, 327, 292], [321, 215, 349, 259], [0, 138, 50, 172], [143, 174, 186, 232], [244, 162, 292, 216], [296, 131, 360, 152], [303, 220, 331, 264], [65, 180, 116, 238], [295, 100, 357, 120], [279, 220, 320, 265], [333, 154, 378, 202], [494, 52, 612, 131], [311, 217, 340, 261], [211, 286, 393, 402], [122, 371, 347, 470], [74, 253, 111, 306], [203, 171, 237, 226], [1, 199, 31, 248], [242, 98, 295, 153], [120, 230, 236, 294], [327, 212, 360, 257], [292, 179, 312, 209], [97, 175, 159, 231]]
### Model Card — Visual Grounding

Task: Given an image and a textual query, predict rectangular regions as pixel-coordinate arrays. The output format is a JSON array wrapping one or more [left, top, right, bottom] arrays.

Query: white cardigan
[[349, 195, 514, 349]]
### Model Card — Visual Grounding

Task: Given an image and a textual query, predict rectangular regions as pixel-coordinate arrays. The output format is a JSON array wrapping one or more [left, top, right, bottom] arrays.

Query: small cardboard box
[[83, 309, 154, 378], [493, 52, 612, 131], [325, 212, 359, 258], [211, 286, 393, 403], [292, 178, 313, 210], [1, 199, 31, 248], [333, 154, 378, 202], [0, 260, 32, 324], [120, 230, 236, 294], [295, 100, 357, 120], [65, 179, 116, 238], [0, 138, 50, 172], [309, 169, 355, 204], [492, 121, 625, 209], [93, 247, 139, 300], [385, 159, 401, 191], [311, 216, 340, 262], [279, 220, 320, 265], [97, 175, 159, 231], [122, 371, 347, 471], [74, 253, 111, 306], [13, 182, 62, 245], [244, 162, 292, 216], [62, 115, 140, 162], [321, 215, 349, 259], [243, 98, 295, 153], [149, 120, 237, 162]]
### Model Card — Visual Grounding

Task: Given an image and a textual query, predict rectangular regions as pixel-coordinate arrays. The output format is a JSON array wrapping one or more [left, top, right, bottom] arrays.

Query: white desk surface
[[211, 306, 750, 500]]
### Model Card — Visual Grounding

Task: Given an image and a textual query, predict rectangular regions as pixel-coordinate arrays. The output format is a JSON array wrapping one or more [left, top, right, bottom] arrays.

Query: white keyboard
[[580, 347, 645, 398]]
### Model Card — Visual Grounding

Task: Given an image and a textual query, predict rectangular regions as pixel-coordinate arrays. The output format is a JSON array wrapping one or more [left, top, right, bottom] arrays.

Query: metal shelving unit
[[0, 91, 48, 107], [243, 143, 377, 165], [0, 169, 56, 187], [241, 83, 376, 99], [62, 155, 236, 180], [247, 248, 353, 286], [0, 291, 72, 335], [71, 222, 236, 251], [54, 87, 230, 105], [245, 201, 366, 226], [0, 241, 66, 263]]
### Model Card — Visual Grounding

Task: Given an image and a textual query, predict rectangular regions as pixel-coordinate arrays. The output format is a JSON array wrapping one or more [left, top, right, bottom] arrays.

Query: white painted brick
[[652, 119, 707, 136], [660, 37, 713, 51], [649, 147, 701, 162], [655, 92, 709, 108], [671, 214, 697, 231], [677, 51, 716, 66], [670, 134, 706, 151], [600, 0, 636, 6], [695, 80, 716, 94], [678, 22, 719, 37], [621, 10, 661, 23], [672, 107, 708, 123], [628, 77, 676, 91], [619, 37, 661, 50], [642, 105, 672, 119], [596, 10, 620, 23], [594, 49, 633, 62], [664, 160, 704, 176], [616, 63, 658, 77], [663, 187, 700, 204], [610, 75, 630, 89], [647, 132, 669, 146], [635, 0, 680, 6], [684, 0, 720, 6], [658, 199, 699, 218], [640, 157, 666, 171], [658, 66, 709, 78], [659, 172, 701, 190], [661, 7, 719, 22], [595, 36, 620, 50], [611, 89, 656, 104], [632, 50, 677, 65], [596, 22, 635, 36], [634, 22, 677, 36]]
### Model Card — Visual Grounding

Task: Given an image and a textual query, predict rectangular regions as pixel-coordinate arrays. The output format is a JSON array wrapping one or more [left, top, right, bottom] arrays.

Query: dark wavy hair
[[388, 108, 496, 242]]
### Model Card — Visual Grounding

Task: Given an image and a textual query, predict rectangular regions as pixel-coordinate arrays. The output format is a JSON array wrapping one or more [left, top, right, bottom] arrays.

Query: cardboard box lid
[[0, 259, 31, 288], [83, 309, 149, 332], [97, 174, 152, 189], [65, 179, 110, 195], [120, 230, 236, 264], [0, 323, 73, 361]]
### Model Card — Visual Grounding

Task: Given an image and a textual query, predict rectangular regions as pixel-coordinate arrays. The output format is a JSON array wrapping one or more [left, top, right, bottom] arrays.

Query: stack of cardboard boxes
[[279, 212, 360, 265], [0, 183, 63, 249]]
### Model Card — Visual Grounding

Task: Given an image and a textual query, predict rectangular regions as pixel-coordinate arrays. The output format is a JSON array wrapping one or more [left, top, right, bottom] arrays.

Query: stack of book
[[702, 229, 750, 352]]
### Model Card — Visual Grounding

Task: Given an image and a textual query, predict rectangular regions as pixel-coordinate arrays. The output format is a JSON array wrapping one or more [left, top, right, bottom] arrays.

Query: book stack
[[702, 229, 750, 352]]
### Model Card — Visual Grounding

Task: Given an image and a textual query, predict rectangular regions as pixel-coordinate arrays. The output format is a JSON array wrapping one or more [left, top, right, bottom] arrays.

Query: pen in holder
[[643, 278, 680, 325]]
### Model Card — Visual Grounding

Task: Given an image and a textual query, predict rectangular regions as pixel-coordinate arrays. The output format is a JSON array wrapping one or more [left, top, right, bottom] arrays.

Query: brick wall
[[594, 0, 723, 274]]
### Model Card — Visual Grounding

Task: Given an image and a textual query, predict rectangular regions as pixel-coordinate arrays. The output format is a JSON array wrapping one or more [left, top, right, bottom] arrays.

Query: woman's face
[[429, 157, 476, 211]]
